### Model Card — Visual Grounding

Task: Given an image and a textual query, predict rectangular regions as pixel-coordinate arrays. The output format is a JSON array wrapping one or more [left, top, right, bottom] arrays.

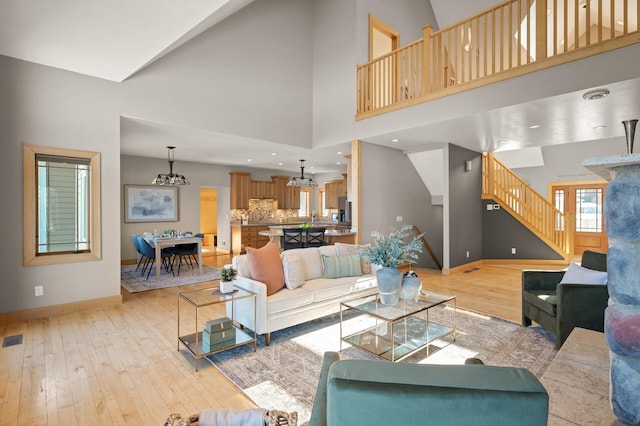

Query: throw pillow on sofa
[[335, 243, 372, 274], [246, 241, 285, 295], [322, 254, 362, 279], [283, 254, 305, 290]]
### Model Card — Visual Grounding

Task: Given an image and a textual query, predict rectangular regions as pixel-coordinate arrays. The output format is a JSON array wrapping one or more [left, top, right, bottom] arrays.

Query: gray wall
[[121, 0, 315, 149], [361, 142, 443, 269], [482, 200, 564, 260], [121, 155, 302, 260], [0, 56, 122, 313], [0, 0, 323, 314], [312, 0, 436, 147], [448, 144, 483, 267]]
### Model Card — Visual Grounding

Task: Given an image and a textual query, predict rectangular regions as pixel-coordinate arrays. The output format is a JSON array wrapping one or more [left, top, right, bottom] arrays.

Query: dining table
[[143, 235, 203, 279]]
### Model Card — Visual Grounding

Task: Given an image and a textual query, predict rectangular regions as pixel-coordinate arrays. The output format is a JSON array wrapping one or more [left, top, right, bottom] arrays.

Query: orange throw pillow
[[245, 241, 285, 296]]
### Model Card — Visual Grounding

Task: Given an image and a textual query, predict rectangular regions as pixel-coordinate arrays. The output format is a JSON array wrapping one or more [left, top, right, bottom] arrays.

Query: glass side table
[[340, 291, 456, 362], [177, 285, 256, 371]]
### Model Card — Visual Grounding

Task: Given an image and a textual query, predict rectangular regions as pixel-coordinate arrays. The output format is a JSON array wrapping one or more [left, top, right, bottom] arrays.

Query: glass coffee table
[[177, 285, 256, 371], [340, 291, 456, 362]]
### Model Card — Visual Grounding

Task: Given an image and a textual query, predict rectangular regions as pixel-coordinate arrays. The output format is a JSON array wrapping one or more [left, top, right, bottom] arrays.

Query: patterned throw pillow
[[335, 243, 372, 274], [322, 254, 362, 279]]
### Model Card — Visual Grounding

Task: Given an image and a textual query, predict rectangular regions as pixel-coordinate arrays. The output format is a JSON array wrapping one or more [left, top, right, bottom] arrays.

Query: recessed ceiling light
[[583, 88, 610, 100], [337, 151, 343, 155], [278, 162, 283, 166], [391, 139, 399, 142], [271, 152, 276, 156], [310, 166, 314, 169], [247, 159, 252, 162], [336, 162, 341, 165], [529, 124, 542, 129]]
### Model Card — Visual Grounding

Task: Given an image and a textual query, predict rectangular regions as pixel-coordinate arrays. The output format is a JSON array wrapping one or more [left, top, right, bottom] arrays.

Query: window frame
[[299, 188, 311, 218], [317, 188, 328, 218], [24, 145, 101, 266]]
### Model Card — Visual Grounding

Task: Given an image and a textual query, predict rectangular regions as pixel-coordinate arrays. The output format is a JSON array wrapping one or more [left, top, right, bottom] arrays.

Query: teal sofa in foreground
[[309, 352, 549, 426]]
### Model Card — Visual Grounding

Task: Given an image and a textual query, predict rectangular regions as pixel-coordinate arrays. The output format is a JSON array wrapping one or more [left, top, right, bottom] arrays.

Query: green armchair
[[522, 250, 608, 349], [309, 352, 548, 426]]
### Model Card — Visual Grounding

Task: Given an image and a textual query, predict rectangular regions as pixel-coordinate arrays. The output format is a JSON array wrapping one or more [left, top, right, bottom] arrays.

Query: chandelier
[[152, 146, 190, 185], [287, 159, 317, 187]]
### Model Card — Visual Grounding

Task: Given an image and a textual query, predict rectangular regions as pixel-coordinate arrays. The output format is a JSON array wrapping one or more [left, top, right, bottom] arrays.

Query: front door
[[551, 182, 608, 255]]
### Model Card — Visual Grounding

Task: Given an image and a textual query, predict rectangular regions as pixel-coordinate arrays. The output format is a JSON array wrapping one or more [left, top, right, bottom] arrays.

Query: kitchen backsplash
[[230, 199, 299, 223]]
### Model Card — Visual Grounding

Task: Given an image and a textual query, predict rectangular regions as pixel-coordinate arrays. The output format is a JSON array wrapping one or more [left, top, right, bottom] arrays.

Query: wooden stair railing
[[482, 153, 573, 261], [412, 225, 442, 270]]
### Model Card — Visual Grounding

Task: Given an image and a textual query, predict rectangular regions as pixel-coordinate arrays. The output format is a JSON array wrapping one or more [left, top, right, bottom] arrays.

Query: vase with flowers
[[359, 225, 424, 305]]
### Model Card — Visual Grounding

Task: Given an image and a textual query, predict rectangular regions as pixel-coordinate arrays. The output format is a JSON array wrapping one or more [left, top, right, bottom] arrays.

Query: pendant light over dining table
[[287, 159, 317, 187], [152, 146, 190, 185]]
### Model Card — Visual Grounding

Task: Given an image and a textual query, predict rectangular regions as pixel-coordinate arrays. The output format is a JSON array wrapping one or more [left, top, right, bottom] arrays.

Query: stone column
[[583, 155, 640, 426]]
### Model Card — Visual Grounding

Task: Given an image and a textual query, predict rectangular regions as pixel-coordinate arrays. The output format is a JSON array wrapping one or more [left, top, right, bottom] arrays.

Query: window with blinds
[[24, 145, 101, 266], [36, 155, 90, 255]]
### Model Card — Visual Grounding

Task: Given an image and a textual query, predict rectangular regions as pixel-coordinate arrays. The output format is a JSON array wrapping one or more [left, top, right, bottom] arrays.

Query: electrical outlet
[[221, 240, 226, 246], [35, 285, 44, 296], [512, 247, 517, 255], [396, 216, 403, 222], [466, 251, 470, 258]]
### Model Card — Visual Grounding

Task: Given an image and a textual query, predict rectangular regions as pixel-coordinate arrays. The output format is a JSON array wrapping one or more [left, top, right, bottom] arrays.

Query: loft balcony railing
[[357, 0, 640, 119]]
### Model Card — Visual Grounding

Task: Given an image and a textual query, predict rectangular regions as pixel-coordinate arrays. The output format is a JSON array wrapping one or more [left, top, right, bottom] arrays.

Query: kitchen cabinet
[[325, 175, 347, 209], [231, 225, 270, 254], [249, 180, 275, 199], [271, 176, 300, 209], [231, 172, 300, 210], [230, 172, 250, 209]]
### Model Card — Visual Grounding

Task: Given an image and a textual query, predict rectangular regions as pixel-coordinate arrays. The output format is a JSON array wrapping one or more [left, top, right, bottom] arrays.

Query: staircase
[[482, 153, 573, 261]]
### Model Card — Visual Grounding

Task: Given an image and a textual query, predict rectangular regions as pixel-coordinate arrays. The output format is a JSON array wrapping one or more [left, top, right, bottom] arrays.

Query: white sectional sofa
[[231, 244, 379, 345]]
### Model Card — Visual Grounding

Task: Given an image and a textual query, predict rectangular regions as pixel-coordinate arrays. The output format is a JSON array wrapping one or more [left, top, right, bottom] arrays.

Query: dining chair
[[131, 233, 146, 272], [171, 233, 204, 276], [305, 227, 326, 248], [282, 228, 304, 250], [138, 236, 174, 279]]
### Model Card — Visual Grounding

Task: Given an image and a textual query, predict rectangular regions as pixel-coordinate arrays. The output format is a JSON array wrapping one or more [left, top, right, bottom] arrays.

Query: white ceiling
[[3, 0, 640, 175], [120, 117, 353, 175], [0, 0, 255, 82]]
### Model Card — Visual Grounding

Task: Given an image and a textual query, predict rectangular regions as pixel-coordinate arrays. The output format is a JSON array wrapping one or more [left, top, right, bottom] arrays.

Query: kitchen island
[[258, 228, 355, 249]]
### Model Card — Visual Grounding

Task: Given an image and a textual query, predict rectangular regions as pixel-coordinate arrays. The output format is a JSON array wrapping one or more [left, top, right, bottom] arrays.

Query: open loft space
[[3, 0, 640, 424]]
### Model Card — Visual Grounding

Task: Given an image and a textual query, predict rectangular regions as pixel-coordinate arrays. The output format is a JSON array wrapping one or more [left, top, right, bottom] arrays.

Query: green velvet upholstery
[[522, 250, 608, 349], [308, 351, 340, 426], [309, 352, 548, 426]]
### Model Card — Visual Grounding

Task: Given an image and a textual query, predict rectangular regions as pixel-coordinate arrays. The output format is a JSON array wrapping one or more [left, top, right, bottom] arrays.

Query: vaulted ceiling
[[2, 0, 640, 173]]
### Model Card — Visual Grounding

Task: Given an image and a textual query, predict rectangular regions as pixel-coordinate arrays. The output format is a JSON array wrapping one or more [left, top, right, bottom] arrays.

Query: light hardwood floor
[[0, 251, 564, 425]]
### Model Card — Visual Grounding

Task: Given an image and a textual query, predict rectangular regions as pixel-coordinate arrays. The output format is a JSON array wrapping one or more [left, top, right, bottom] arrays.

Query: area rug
[[207, 306, 557, 425], [120, 264, 220, 293]]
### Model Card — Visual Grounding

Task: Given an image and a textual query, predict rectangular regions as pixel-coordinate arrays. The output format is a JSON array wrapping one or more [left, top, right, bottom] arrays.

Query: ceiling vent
[[583, 88, 610, 101]]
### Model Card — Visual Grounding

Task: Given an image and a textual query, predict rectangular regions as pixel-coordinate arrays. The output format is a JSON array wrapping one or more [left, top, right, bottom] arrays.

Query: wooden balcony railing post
[[487, 152, 496, 196], [536, 0, 548, 60], [423, 25, 433, 96]]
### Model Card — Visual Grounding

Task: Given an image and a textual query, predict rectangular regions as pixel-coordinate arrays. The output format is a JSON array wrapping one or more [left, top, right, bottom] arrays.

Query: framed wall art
[[124, 185, 179, 222]]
